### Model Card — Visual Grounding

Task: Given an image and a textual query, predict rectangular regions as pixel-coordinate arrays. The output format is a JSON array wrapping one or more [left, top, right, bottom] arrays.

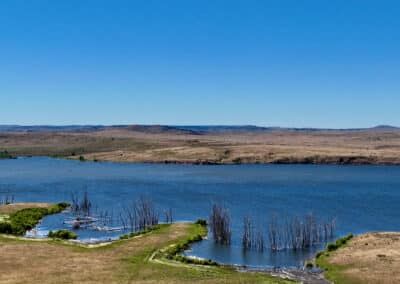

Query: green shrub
[[79, 155, 85, 161], [315, 251, 324, 259], [119, 225, 160, 240], [163, 224, 217, 266], [326, 242, 338, 252], [9, 208, 49, 235], [47, 203, 69, 214], [0, 150, 13, 159], [195, 219, 207, 226], [48, 229, 77, 239], [0, 222, 12, 234], [306, 261, 314, 269], [0, 203, 70, 235], [331, 234, 354, 249]]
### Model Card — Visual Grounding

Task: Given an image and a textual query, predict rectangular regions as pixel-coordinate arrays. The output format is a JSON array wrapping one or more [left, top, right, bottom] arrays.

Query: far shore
[[2, 126, 400, 166]]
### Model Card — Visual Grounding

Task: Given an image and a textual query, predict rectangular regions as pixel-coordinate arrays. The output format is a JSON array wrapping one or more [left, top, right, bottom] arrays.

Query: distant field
[[1, 125, 400, 165]]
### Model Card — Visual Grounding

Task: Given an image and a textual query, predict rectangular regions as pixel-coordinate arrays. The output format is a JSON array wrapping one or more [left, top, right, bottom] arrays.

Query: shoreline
[[6, 154, 400, 166]]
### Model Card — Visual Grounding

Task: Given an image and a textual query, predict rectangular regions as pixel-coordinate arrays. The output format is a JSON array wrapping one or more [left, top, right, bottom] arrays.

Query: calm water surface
[[0, 157, 399, 268]]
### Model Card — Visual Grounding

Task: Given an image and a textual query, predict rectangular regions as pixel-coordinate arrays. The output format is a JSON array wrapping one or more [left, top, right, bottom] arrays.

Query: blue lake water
[[0, 157, 399, 268]]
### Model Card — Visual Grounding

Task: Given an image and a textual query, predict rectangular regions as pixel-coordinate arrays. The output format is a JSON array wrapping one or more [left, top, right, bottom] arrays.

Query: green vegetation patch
[[0, 202, 69, 235], [162, 221, 219, 266], [325, 234, 353, 252], [316, 234, 357, 284], [48, 229, 77, 239], [119, 225, 161, 240], [0, 150, 13, 159]]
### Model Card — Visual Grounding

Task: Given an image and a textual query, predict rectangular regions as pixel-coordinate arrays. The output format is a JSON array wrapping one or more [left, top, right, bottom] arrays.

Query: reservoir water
[[1, 157, 399, 268]]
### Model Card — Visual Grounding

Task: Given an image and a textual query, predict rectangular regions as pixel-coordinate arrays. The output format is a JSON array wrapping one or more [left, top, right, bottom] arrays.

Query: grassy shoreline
[[0, 202, 69, 235], [314, 232, 400, 283], [0, 222, 295, 283], [0, 204, 295, 283]]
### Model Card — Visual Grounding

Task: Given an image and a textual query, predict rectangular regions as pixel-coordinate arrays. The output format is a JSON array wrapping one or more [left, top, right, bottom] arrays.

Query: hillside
[[1, 125, 400, 165]]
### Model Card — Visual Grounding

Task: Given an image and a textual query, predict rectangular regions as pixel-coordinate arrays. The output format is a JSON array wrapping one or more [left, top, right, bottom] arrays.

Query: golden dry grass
[[321, 232, 400, 284], [2, 128, 400, 164], [0, 203, 53, 215], [0, 223, 293, 284]]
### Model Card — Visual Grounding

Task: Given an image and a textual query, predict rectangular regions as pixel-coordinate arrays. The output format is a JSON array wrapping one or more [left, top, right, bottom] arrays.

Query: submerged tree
[[0, 194, 14, 205], [121, 195, 159, 232], [70, 190, 92, 217], [239, 212, 336, 252], [209, 203, 231, 245], [164, 207, 173, 224], [242, 215, 253, 250], [266, 213, 336, 250]]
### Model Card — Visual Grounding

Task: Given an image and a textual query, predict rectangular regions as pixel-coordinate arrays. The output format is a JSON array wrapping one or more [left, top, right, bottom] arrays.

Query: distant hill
[[0, 125, 105, 132], [174, 125, 400, 132], [370, 125, 400, 131], [0, 124, 398, 133], [115, 125, 200, 135]]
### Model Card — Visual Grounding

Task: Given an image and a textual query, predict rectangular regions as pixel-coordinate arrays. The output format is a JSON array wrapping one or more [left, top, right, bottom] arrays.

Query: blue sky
[[0, 0, 399, 128]]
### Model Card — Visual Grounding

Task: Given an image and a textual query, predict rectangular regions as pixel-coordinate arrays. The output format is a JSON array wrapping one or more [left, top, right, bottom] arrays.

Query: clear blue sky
[[1, 0, 399, 128]]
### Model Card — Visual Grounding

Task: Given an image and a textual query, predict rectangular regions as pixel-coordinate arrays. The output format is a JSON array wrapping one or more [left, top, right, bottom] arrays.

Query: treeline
[[208, 203, 336, 251]]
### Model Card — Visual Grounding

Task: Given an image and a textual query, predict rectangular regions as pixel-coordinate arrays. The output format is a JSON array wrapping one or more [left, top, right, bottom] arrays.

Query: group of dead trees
[[70, 191, 172, 232], [209, 203, 335, 252], [119, 196, 174, 232], [71, 191, 92, 217], [0, 194, 14, 205], [209, 204, 232, 245], [244, 213, 335, 251]]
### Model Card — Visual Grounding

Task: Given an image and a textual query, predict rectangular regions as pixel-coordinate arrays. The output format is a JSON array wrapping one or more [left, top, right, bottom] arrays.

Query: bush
[[306, 261, 314, 269], [232, 157, 242, 164], [324, 234, 354, 253], [163, 224, 215, 266], [119, 225, 160, 240], [9, 208, 49, 235], [47, 203, 69, 214], [333, 234, 354, 248], [48, 229, 77, 239], [0, 222, 12, 234], [79, 155, 85, 161], [0, 150, 13, 159], [195, 219, 207, 226], [326, 242, 338, 251], [0, 203, 70, 235]]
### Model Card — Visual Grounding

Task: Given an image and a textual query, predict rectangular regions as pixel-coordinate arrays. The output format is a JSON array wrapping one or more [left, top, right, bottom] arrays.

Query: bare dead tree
[[137, 195, 159, 230], [255, 228, 264, 252], [242, 215, 253, 250], [265, 213, 336, 250], [119, 212, 127, 230], [164, 208, 173, 224], [267, 213, 280, 250], [70, 190, 92, 217], [0, 194, 14, 205], [122, 196, 159, 232], [209, 203, 231, 245]]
